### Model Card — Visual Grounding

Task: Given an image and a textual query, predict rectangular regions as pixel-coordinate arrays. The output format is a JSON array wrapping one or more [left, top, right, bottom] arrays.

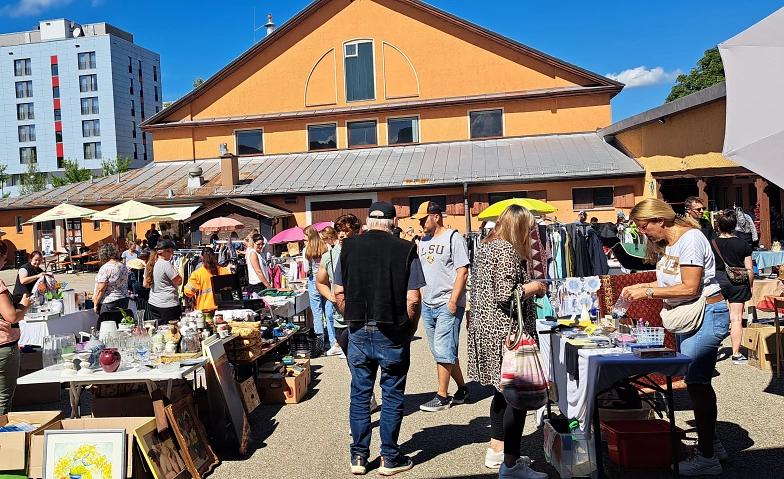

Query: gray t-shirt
[[418, 229, 470, 307], [321, 244, 345, 329], [149, 258, 181, 308]]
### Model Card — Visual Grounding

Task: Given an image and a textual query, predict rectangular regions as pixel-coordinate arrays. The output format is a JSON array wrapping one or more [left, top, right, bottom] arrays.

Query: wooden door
[[310, 199, 372, 225]]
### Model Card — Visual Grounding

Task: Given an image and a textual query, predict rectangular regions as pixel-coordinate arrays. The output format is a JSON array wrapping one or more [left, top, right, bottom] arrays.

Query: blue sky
[[1, 0, 781, 121]]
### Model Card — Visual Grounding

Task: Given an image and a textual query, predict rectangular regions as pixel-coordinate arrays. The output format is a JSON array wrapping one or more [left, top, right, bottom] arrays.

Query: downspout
[[463, 182, 471, 233]]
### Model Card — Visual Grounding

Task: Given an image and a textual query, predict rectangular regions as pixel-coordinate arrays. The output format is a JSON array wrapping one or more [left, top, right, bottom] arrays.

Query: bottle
[[612, 295, 632, 319]]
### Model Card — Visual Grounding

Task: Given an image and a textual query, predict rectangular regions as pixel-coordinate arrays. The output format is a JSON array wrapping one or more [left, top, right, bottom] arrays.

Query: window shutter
[[445, 196, 455, 216], [446, 195, 465, 216], [529, 190, 547, 202], [453, 195, 466, 216], [391, 198, 409, 218], [572, 189, 593, 210], [613, 186, 634, 208], [469, 194, 489, 215]]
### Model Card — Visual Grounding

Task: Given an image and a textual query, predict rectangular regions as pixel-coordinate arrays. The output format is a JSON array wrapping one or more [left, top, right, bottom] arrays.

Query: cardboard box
[[28, 417, 153, 479], [19, 350, 43, 371], [293, 357, 311, 387], [238, 376, 260, 414], [91, 392, 155, 418], [0, 411, 63, 471], [256, 371, 307, 404], [743, 323, 782, 371]]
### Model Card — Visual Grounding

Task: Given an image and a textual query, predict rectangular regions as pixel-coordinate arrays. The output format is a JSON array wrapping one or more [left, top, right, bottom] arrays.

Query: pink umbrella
[[199, 217, 244, 232], [268, 226, 305, 244], [312, 221, 334, 231]]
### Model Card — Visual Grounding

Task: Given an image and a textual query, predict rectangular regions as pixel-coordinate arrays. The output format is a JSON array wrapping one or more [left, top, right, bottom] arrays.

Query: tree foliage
[[101, 155, 132, 177], [0, 164, 8, 196], [18, 156, 48, 196], [51, 158, 92, 187], [193, 76, 204, 88], [666, 47, 725, 102], [162, 101, 174, 108]]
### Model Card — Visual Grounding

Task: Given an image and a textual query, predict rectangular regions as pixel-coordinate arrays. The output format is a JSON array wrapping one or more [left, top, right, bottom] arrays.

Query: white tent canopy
[[719, 7, 784, 187]]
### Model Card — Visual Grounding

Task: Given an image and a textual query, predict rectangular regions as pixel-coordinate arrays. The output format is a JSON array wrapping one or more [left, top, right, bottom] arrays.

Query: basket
[[290, 328, 322, 357], [632, 327, 665, 346]]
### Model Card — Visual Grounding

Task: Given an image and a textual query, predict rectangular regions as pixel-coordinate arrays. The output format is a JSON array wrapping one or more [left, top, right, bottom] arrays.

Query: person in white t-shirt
[[619, 199, 729, 476]]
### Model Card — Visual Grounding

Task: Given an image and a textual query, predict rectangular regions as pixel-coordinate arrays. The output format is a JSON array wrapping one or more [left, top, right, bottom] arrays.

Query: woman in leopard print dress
[[467, 205, 548, 478]]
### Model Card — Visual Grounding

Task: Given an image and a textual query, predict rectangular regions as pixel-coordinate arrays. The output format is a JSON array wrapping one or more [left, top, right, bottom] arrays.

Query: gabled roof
[[143, 0, 622, 128], [185, 198, 291, 222], [2, 132, 643, 210]]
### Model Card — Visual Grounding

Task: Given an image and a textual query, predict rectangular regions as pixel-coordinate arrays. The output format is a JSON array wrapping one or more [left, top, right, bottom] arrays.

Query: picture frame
[[165, 396, 219, 479], [204, 337, 252, 455], [43, 429, 126, 479], [133, 419, 191, 479]]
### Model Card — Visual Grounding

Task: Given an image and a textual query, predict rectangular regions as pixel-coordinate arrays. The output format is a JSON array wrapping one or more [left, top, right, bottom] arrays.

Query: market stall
[[752, 250, 784, 271]]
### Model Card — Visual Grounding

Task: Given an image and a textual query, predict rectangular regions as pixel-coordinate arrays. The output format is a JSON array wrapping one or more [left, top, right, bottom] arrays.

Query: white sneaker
[[713, 439, 728, 461], [326, 345, 343, 356], [498, 458, 547, 479], [674, 450, 722, 476], [485, 449, 530, 470]]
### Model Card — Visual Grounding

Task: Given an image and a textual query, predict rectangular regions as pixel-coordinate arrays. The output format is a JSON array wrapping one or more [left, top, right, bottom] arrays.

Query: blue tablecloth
[[752, 251, 784, 269]]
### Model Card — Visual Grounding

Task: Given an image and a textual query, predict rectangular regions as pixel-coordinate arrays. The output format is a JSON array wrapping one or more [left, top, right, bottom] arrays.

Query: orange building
[[0, 0, 645, 258]]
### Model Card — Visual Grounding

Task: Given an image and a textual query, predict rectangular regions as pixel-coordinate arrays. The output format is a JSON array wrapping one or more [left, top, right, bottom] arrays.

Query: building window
[[347, 120, 377, 148], [469, 109, 503, 139], [40, 221, 55, 235], [142, 132, 146, 141], [129, 78, 134, 95], [572, 187, 615, 210], [19, 147, 37, 164], [344, 40, 375, 102], [388, 116, 419, 145], [55, 130, 63, 143], [308, 123, 337, 151], [489, 191, 527, 205], [78, 52, 96, 70], [54, 109, 62, 121], [154, 86, 159, 102], [409, 195, 447, 215], [18, 125, 36, 142], [83, 120, 100, 137], [83, 142, 101, 160], [153, 65, 158, 82], [93, 220, 101, 231], [138, 60, 142, 76], [79, 74, 98, 92], [143, 147, 147, 162], [17, 103, 34, 120], [14, 59, 32, 76], [155, 106, 160, 113], [128, 56, 133, 73], [140, 104, 145, 118], [57, 156, 65, 168], [16, 216, 23, 233], [131, 99, 135, 117], [51, 64, 58, 76], [133, 143, 138, 159], [15, 81, 33, 98], [139, 87, 144, 99], [81, 97, 99, 115], [66, 218, 83, 244], [235, 129, 263, 155], [132, 121, 137, 138], [52, 86, 60, 99]]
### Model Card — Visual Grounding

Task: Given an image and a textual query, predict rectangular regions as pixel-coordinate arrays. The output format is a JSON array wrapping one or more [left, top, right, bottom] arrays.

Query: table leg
[[69, 383, 83, 419], [593, 399, 604, 479], [166, 379, 173, 398], [667, 376, 680, 478]]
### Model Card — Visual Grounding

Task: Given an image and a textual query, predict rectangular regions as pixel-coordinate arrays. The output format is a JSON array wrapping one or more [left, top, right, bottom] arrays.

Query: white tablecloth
[[19, 311, 99, 346], [264, 291, 309, 318], [538, 322, 692, 435]]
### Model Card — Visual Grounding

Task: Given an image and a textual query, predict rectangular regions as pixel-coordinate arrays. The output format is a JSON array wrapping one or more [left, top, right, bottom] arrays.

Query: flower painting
[[43, 430, 125, 479]]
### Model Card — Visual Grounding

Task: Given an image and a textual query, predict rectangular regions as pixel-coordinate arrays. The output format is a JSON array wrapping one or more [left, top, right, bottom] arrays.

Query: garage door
[[310, 199, 372, 224]]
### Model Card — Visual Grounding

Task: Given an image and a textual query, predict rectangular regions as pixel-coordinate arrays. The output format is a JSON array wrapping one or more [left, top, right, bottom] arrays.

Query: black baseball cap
[[368, 201, 397, 219]]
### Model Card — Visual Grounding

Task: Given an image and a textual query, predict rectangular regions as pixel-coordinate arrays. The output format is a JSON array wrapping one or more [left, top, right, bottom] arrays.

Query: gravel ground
[[8, 269, 784, 478]]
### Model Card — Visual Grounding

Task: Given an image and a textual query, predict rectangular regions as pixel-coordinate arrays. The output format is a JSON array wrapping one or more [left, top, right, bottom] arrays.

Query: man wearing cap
[[334, 201, 425, 476], [411, 200, 470, 412], [573, 210, 588, 224]]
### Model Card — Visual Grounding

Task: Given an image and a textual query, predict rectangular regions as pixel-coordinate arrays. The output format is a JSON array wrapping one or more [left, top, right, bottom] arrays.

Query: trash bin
[[14, 249, 27, 269]]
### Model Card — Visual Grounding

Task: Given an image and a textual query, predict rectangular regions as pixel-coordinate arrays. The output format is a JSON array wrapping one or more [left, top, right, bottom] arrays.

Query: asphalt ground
[[7, 270, 784, 479]]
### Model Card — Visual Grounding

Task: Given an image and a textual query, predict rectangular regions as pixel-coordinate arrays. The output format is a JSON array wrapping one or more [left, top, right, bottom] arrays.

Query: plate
[[181, 358, 206, 366]]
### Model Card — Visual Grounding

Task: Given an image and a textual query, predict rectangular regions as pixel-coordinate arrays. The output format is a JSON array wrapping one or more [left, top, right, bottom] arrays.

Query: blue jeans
[[307, 276, 327, 344], [324, 301, 337, 347], [676, 301, 730, 384], [347, 325, 411, 462], [421, 304, 465, 364]]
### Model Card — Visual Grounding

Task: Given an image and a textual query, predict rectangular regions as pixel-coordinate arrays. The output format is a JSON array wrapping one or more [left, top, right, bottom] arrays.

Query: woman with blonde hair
[[304, 225, 329, 353], [320, 226, 338, 247], [467, 205, 548, 478], [619, 198, 729, 476]]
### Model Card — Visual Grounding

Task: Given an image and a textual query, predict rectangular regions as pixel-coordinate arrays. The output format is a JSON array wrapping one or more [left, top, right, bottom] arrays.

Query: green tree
[[193, 76, 204, 88], [51, 158, 92, 187], [666, 47, 725, 102], [18, 156, 48, 196], [0, 164, 8, 197], [101, 155, 132, 177], [162, 101, 174, 108]]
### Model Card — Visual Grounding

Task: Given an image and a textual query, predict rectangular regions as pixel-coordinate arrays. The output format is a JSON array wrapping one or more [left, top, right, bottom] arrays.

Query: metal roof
[[184, 198, 291, 222], [599, 82, 726, 138], [2, 133, 643, 210]]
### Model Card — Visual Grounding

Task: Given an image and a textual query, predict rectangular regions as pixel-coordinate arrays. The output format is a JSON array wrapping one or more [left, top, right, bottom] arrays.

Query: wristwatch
[[645, 287, 654, 299]]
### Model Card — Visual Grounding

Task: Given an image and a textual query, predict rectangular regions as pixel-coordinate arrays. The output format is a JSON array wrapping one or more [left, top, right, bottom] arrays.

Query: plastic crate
[[543, 419, 597, 478], [601, 420, 686, 469], [632, 327, 665, 346]]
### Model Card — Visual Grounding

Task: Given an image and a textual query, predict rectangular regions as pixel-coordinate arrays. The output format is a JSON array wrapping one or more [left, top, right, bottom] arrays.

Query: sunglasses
[[691, 207, 706, 212]]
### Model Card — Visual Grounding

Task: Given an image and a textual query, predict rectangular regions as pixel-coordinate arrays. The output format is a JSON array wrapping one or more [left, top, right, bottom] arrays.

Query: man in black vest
[[334, 201, 425, 476]]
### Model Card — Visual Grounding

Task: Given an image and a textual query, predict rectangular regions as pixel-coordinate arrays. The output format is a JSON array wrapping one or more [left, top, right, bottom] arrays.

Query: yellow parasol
[[477, 198, 557, 221]]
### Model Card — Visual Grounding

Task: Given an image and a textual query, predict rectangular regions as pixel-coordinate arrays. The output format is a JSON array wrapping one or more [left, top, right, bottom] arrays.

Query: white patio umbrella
[[24, 203, 98, 224], [719, 7, 784, 187], [91, 200, 175, 244]]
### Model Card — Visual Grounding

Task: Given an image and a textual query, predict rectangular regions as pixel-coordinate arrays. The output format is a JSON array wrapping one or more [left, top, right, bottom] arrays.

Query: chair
[[773, 298, 784, 378]]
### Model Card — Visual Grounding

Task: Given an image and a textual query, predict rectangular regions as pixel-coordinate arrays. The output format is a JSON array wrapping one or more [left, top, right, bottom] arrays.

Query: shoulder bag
[[500, 287, 549, 410], [711, 239, 749, 285], [660, 292, 706, 334]]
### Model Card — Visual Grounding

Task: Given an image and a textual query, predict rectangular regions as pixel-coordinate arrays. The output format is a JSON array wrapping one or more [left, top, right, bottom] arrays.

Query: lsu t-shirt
[[656, 229, 720, 307], [418, 229, 470, 307]]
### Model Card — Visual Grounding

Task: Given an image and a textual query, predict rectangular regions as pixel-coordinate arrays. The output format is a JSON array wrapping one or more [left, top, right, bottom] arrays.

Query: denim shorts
[[421, 304, 465, 364], [676, 301, 730, 384]]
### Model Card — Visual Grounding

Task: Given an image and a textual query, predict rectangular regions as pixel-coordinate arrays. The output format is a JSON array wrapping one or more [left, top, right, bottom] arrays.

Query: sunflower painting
[[43, 430, 126, 479]]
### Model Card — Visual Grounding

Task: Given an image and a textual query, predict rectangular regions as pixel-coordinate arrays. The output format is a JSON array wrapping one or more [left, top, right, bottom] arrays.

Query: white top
[[656, 229, 721, 307], [246, 249, 270, 286]]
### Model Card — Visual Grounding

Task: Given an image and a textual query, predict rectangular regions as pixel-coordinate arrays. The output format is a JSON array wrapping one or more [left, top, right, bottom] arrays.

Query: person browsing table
[[183, 247, 230, 312], [144, 239, 183, 325], [619, 198, 729, 476], [93, 244, 130, 325], [13, 250, 45, 300], [246, 234, 271, 296]]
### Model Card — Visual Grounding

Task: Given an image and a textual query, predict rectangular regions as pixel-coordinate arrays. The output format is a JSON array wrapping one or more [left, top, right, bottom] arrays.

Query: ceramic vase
[[50, 300, 64, 314], [99, 348, 122, 373]]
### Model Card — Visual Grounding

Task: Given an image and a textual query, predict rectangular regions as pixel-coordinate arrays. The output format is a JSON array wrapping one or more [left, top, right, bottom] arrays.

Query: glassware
[[612, 295, 632, 318], [179, 329, 200, 354], [43, 334, 76, 369]]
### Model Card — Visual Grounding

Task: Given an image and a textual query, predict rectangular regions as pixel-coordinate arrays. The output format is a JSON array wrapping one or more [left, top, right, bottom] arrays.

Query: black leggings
[[490, 390, 527, 456], [336, 327, 349, 353]]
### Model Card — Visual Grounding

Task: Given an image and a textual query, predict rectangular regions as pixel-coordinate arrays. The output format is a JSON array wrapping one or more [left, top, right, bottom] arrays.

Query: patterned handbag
[[500, 288, 549, 410]]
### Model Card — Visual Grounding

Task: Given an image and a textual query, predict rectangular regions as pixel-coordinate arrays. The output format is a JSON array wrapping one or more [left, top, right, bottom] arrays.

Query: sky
[[1, 0, 781, 122]]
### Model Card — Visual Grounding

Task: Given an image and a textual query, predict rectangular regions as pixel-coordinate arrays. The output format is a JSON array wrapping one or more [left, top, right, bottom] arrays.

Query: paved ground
[[9, 269, 784, 478]]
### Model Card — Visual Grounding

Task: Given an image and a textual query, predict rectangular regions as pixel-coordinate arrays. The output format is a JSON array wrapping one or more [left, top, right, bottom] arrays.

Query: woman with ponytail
[[144, 239, 182, 325]]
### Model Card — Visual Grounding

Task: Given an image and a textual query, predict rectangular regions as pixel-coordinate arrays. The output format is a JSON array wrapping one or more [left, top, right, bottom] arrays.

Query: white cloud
[[0, 0, 73, 17], [605, 66, 683, 88]]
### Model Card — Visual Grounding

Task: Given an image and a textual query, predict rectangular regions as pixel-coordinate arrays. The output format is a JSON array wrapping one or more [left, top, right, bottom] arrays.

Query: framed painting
[[133, 419, 191, 479], [204, 337, 252, 455], [165, 396, 218, 479], [42, 429, 126, 479]]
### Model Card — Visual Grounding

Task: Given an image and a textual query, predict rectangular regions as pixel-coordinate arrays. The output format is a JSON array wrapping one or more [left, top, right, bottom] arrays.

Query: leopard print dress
[[467, 239, 538, 391]]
